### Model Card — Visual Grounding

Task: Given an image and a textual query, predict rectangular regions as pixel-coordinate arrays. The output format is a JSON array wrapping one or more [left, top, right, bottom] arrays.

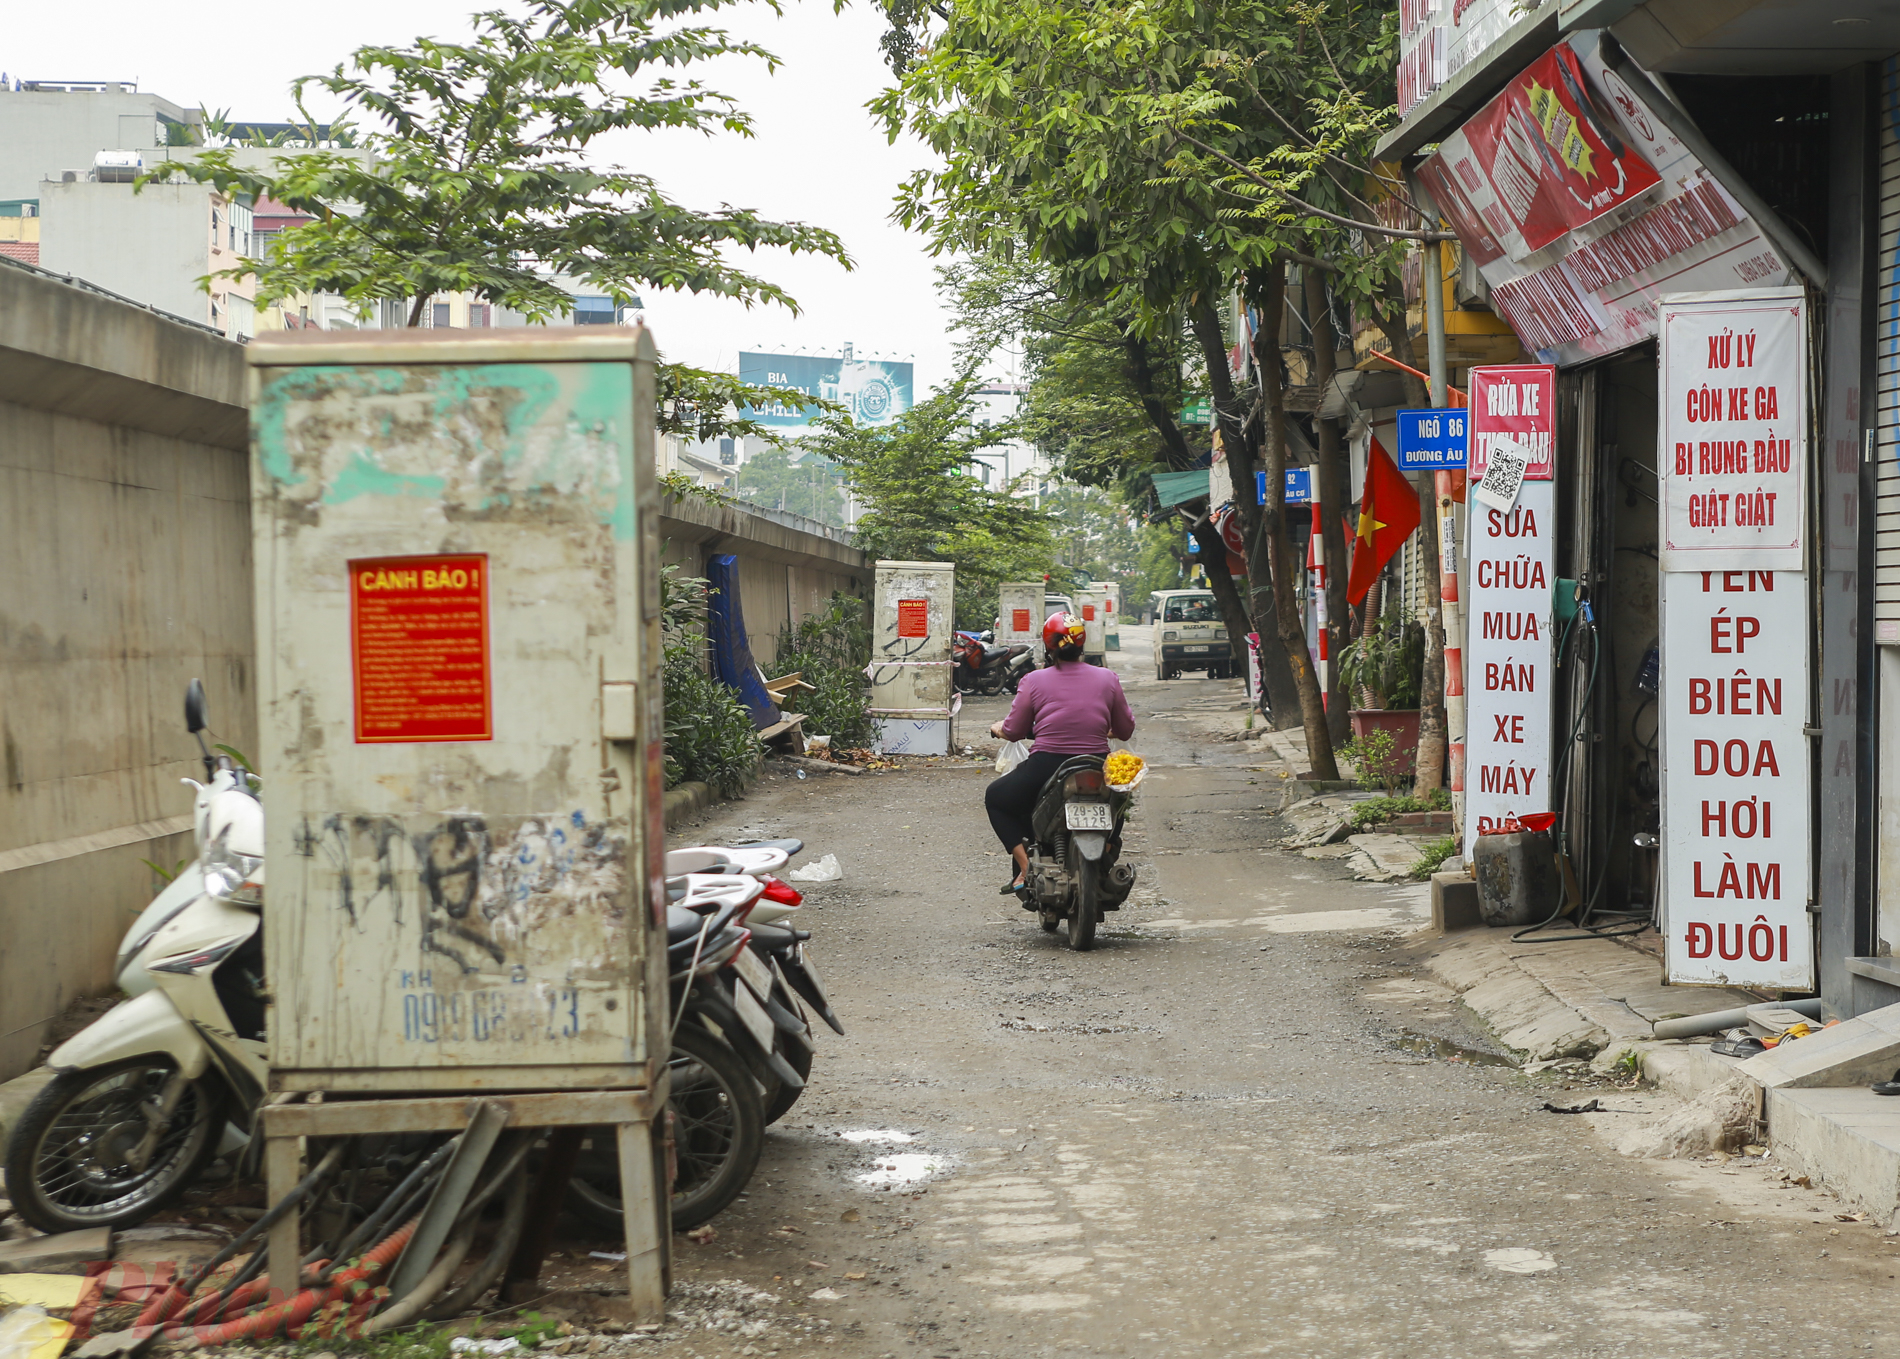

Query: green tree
[[873, 0, 1448, 775], [801, 377, 1056, 628], [737, 445, 846, 526], [164, 0, 849, 326]]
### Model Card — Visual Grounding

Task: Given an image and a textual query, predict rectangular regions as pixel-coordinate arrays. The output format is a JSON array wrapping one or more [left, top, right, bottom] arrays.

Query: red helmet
[[1042, 611, 1086, 658]]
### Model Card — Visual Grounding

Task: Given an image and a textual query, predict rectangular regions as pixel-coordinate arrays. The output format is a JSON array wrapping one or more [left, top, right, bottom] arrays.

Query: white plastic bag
[[0, 1307, 73, 1359], [788, 853, 843, 883], [994, 740, 1032, 774]]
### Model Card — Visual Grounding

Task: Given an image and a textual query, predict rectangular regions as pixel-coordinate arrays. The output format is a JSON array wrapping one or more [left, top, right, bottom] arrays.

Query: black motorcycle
[[1015, 756, 1138, 950], [955, 631, 1035, 695]]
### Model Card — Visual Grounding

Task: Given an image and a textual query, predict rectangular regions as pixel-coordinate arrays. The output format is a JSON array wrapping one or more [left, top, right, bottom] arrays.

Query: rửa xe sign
[[1660, 289, 1811, 988]]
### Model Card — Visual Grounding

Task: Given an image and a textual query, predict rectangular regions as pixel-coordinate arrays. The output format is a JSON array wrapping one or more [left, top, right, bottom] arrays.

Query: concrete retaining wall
[[0, 258, 254, 1080], [659, 493, 870, 667]]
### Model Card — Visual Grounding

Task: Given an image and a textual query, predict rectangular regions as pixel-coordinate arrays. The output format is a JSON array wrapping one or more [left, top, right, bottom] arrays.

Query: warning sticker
[[1011, 608, 1032, 633], [896, 598, 929, 639], [350, 554, 492, 743]]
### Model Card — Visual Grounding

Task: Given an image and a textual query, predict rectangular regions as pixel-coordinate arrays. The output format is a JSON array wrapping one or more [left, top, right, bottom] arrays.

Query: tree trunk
[[1374, 288, 1446, 792], [1187, 293, 1301, 725], [1305, 268, 1352, 751], [1253, 265, 1338, 778]]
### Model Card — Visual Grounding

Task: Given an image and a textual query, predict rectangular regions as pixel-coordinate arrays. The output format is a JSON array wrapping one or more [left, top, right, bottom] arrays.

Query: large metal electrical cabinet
[[246, 328, 666, 1095]]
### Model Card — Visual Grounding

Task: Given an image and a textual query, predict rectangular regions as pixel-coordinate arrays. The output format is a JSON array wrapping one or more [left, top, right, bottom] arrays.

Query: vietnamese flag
[[1346, 435, 1422, 606]]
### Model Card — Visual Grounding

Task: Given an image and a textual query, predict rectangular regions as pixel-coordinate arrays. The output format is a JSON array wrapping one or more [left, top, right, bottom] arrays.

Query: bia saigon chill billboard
[[739, 352, 915, 430]]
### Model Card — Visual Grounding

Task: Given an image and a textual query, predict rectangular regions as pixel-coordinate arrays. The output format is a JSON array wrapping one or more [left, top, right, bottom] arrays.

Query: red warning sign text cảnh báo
[[896, 598, 929, 638], [350, 554, 492, 743]]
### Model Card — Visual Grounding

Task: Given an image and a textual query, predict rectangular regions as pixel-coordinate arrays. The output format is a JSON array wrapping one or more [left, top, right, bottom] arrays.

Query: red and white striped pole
[[1435, 469, 1465, 832]]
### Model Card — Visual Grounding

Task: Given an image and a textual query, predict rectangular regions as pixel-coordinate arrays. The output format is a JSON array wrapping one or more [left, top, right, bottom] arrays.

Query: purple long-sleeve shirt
[[999, 660, 1136, 754]]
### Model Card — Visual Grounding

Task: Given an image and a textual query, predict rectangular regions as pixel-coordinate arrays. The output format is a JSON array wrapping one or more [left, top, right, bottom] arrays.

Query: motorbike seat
[[666, 907, 707, 945]]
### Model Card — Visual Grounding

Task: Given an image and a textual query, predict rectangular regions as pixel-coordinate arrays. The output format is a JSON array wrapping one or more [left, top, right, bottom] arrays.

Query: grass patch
[[1407, 833, 1460, 880], [1349, 786, 1451, 831]]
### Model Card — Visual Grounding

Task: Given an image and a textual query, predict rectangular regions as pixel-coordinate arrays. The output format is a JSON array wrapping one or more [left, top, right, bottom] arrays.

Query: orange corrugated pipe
[[129, 1218, 416, 1347]]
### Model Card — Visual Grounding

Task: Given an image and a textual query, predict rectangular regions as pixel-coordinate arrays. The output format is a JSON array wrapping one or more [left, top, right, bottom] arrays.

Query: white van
[[1151, 589, 1230, 680]]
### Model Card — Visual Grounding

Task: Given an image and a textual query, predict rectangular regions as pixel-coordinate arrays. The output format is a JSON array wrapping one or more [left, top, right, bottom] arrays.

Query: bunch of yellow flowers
[[1104, 751, 1145, 786]]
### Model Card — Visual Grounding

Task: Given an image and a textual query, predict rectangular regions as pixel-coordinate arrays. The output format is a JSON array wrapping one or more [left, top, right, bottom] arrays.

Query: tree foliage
[[799, 377, 1056, 628], [737, 445, 846, 525], [160, 0, 850, 323]]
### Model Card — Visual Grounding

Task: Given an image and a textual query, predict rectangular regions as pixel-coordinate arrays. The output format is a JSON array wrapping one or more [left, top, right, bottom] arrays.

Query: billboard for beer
[[739, 352, 915, 430]]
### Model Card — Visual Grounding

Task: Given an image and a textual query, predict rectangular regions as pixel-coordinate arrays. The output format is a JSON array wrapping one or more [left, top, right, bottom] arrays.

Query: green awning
[[1151, 468, 1211, 509]]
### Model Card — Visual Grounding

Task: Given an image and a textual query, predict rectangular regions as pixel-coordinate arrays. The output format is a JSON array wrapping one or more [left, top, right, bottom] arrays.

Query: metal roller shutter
[[1875, 56, 1900, 639]]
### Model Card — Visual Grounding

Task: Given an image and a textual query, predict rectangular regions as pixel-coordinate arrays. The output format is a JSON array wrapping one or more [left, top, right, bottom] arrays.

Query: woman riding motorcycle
[[985, 612, 1136, 893]]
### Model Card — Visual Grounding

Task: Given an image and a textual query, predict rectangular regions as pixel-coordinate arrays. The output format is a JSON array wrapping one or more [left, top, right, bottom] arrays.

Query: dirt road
[[626, 626, 1900, 1358]]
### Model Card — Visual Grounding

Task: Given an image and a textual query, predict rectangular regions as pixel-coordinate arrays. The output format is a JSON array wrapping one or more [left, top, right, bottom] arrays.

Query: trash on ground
[[0, 1305, 73, 1359], [0, 1276, 88, 1309], [450, 1339, 522, 1355], [685, 1225, 718, 1244], [1543, 1099, 1602, 1115], [789, 854, 843, 882], [1483, 1248, 1557, 1274], [588, 1251, 627, 1262]]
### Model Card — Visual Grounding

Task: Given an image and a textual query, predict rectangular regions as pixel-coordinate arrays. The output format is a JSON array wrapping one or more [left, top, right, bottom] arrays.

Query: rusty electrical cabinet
[[246, 327, 668, 1313]]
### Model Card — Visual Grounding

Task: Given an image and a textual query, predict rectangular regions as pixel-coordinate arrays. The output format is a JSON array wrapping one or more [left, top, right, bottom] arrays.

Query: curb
[[662, 781, 714, 828]]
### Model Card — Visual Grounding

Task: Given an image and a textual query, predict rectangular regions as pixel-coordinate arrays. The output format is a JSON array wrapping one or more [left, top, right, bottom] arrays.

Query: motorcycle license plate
[[1184, 644, 1210, 652], [1066, 801, 1113, 831], [733, 944, 773, 1001]]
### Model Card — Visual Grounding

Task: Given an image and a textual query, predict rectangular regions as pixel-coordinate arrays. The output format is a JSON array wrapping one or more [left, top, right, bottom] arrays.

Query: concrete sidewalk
[[1413, 924, 1756, 1094]]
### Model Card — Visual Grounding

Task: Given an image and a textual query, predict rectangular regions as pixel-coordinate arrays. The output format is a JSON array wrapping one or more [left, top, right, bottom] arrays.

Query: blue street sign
[[1396, 408, 1468, 471], [1258, 468, 1314, 505]]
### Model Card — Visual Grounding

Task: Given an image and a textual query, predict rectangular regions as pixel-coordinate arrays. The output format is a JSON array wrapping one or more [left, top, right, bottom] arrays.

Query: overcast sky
[[3, 0, 969, 391]]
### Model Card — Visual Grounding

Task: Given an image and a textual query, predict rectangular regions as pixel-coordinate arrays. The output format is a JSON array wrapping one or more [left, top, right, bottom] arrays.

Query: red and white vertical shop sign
[[1462, 365, 1558, 860], [1662, 570, 1812, 988], [1658, 288, 1806, 572]]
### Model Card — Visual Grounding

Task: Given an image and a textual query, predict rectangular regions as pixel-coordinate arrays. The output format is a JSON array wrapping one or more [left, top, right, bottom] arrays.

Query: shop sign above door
[[1418, 35, 1793, 368], [1658, 288, 1807, 572]]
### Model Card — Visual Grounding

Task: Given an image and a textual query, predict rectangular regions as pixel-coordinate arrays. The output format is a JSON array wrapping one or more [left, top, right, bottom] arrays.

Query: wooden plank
[[265, 1136, 302, 1299], [274, 1064, 652, 1094], [261, 1088, 656, 1138], [618, 1120, 668, 1322], [758, 713, 807, 742]]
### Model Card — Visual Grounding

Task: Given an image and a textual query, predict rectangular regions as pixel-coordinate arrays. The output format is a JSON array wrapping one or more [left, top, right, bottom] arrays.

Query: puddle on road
[[856, 1151, 952, 1188], [838, 1129, 918, 1144], [1394, 1030, 1518, 1067]]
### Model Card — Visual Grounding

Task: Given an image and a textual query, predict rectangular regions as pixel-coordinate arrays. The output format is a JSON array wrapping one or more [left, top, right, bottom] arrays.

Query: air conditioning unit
[[93, 150, 142, 183]]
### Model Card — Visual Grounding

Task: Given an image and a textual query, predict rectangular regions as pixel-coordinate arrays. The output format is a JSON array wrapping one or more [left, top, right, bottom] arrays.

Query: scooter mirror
[[185, 678, 209, 734]]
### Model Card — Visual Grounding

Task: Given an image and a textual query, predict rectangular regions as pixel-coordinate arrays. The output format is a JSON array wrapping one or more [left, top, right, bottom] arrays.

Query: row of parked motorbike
[[1, 682, 838, 1240]]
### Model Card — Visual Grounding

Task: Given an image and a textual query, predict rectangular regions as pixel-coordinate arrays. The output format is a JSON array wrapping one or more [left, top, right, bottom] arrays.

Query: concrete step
[[1740, 1001, 1900, 1089], [1765, 1087, 1900, 1229]]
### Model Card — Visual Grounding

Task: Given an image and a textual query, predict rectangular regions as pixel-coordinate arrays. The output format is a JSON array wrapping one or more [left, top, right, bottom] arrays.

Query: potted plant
[[1339, 619, 1425, 780]]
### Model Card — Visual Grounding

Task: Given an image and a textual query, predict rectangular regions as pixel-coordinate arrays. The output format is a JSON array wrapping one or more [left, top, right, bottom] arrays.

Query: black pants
[[985, 750, 1070, 854]]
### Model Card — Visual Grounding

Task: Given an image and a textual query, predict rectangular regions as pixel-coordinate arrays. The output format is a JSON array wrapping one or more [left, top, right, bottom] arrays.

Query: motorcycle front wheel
[[5, 1057, 223, 1233], [567, 1022, 764, 1234]]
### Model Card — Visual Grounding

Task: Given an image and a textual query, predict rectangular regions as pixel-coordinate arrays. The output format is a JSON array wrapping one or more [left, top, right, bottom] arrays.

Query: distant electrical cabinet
[[1100, 581, 1121, 652], [997, 581, 1043, 649], [869, 560, 955, 755], [1077, 587, 1109, 661], [247, 328, 665, 1095]]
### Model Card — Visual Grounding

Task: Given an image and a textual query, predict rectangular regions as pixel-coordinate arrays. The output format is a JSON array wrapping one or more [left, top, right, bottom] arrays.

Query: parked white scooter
[[4, 681, 268, 1233]]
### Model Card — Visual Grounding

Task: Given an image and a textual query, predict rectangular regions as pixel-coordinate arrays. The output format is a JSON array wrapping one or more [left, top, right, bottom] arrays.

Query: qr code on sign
[[1474, 444, 1527, 510]]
